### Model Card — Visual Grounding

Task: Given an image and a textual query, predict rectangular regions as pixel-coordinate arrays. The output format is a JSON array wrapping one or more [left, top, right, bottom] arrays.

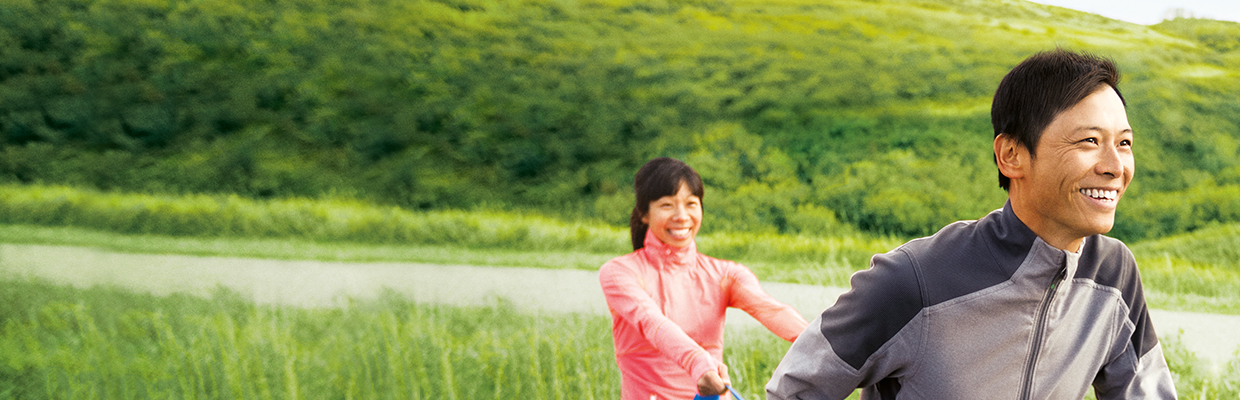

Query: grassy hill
[[1, 0, 1238, 240]]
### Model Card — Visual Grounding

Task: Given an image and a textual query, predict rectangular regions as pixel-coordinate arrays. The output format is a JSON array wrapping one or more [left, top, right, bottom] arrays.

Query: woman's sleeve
[[725, 264, 809, 342], [599, 261, 717, 381]]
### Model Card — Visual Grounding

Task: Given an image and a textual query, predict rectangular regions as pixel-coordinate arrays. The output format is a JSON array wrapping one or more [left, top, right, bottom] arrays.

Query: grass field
[[0, 279, 1235, 399], [2, 183, 1238, 314], [0, 279, 806, 400]]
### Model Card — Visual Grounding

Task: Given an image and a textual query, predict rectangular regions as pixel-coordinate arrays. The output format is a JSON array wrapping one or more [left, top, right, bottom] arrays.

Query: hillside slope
[[1, 0, 1237, 239]]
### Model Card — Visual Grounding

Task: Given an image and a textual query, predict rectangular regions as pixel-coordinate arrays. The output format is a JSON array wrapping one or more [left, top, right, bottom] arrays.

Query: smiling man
[[766, 50, 1177, 399]]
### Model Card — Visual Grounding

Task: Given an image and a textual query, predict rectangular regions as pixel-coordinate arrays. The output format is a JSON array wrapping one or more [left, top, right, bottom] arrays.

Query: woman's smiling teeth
[[1080, 188, 1118, 201], [668, 228, 692, 239]]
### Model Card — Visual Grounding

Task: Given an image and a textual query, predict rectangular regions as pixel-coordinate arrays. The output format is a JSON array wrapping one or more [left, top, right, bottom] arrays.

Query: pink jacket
[[599, 230, 808, 400]]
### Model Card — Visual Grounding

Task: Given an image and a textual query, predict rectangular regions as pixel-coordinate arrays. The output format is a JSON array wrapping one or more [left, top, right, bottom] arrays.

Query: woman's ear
[[994, 133, 1027, 181]]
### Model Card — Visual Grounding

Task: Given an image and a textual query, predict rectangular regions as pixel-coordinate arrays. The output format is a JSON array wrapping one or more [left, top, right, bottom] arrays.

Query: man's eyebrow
[[1075, 126, 1133, 134]]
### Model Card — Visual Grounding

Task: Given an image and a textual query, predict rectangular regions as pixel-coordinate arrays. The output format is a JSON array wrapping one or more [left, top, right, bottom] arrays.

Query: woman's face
[[641, 182, 702, 249]]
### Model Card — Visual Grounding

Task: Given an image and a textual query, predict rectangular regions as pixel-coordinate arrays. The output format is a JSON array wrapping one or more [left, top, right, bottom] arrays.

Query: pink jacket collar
[[640, 229, 697, 270]]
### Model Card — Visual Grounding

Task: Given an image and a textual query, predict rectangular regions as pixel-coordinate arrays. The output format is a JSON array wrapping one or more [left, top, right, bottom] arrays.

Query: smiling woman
[[599, 157, 808, 400], [629, 158, 705, 251]]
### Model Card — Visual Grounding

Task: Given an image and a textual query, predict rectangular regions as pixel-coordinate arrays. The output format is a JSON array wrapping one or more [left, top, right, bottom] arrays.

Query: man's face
[[1019, 85, 1133, 249]]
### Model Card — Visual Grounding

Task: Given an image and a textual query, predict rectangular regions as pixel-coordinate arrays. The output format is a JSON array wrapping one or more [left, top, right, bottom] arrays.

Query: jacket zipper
[[1019, 265, 1068, 400]]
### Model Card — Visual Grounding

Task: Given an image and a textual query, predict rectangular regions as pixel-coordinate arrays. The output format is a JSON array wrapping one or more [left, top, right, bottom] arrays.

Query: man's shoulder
[[897, 219, 988, 256], [1077, 234, 1141, 289], [877, 209, 1035, 306], [888, 215, 1006, 272]]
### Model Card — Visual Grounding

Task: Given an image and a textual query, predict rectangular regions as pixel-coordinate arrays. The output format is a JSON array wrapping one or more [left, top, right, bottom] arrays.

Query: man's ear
[[994, 133, 1027, 181]]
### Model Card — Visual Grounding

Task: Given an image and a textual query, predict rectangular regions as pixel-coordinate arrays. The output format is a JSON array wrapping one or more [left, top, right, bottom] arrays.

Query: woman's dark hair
[[991, 49, 1124, 191], [629, 157, 705, 250]]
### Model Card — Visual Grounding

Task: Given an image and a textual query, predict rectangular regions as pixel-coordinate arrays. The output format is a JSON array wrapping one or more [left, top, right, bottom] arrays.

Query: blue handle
[[693, 385, 746, 400], [726, 385, 747, 400]]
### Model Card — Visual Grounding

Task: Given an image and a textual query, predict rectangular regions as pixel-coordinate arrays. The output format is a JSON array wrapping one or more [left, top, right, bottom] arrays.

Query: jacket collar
[[994, 200, 1039, 250], [997, 200, 1082, 278], [640, 229, 697, 270]]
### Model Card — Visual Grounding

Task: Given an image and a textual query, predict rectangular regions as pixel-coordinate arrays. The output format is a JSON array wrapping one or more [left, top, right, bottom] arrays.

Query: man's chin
[[1087, 219, 1116, 237]]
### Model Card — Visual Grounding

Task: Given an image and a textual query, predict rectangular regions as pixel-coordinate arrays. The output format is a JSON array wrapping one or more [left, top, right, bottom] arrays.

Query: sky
[[1029, 0, 1240, 25]]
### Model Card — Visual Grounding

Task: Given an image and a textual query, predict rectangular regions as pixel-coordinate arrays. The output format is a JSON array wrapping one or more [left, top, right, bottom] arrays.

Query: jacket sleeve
[[724, 263, 808, 342], [1091, 247, 1177, 400], [766, 249, 924, 400], [1092, 301, 1177, 398], [598, 260, 717, 381], [1093, 340, 1177, 399]]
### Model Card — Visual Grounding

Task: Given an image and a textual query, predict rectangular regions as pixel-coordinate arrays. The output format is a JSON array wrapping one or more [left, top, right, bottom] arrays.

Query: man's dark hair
[[991, 49, 1125, 191], [629, 157, 705, 250]]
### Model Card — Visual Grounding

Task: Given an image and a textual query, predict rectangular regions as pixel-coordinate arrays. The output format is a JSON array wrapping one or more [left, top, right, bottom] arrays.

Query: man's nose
[[1097, 144, 1123, 178]]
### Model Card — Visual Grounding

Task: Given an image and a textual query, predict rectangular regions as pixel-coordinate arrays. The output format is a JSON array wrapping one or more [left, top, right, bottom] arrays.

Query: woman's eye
[[1120, 139, 1132, 147]]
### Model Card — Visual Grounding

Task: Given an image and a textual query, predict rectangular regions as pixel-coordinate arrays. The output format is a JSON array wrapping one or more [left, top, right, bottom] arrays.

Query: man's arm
[[1092, 334, 1177, 399], [1092, 299, 1177, 399], [1090, 244, 1177, 399], [766, 249, 925, 400]]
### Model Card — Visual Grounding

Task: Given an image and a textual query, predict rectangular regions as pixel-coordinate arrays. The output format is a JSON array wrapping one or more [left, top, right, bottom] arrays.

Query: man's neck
[[1008, 196, 1085, 252]]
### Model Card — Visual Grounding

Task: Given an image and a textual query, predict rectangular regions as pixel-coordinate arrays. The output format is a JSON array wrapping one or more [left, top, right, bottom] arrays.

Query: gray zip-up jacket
[[766, 202, 1176, 400]]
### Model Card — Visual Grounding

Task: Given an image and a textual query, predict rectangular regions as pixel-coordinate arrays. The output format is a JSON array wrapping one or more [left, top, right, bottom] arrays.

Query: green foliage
[[1, 0, 1239, 239], [815, 149, 1005, 236], [687, 122, 812, 234], [1116, 177, 1240, 241]]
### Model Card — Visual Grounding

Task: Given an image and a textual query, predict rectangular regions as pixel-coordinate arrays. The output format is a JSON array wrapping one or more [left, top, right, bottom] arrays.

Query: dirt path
[[2, 243, 1237, 368]]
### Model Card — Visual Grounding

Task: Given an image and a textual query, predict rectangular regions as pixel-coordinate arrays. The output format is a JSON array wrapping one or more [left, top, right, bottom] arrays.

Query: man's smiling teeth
[[1080, 188, 1118, 200]]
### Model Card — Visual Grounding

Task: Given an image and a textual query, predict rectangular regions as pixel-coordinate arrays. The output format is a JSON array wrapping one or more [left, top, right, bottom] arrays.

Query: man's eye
[[1082, 138, 1098, 144]]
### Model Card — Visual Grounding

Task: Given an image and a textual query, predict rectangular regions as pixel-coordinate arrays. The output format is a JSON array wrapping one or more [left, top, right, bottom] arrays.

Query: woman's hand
[[697, 363, 731, 396]]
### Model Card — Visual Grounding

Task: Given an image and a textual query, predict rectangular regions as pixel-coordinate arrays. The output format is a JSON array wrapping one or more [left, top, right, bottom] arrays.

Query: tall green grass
[[2, 279, 1235, 399], [0, 279, 810, 399], [0, 279, 619, 399]]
